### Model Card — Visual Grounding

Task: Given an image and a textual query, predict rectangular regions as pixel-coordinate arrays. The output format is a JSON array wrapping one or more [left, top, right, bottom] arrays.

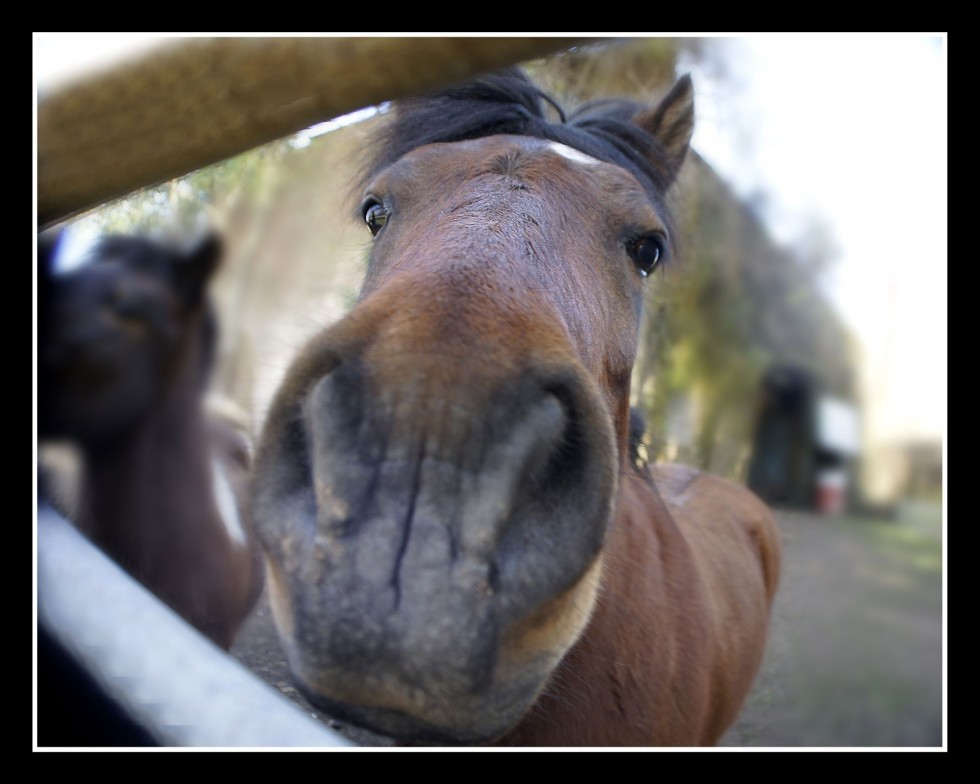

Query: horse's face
[[358, 135, 658, 405], [252, 75, 694, 744], [38, 235, 219, 446]]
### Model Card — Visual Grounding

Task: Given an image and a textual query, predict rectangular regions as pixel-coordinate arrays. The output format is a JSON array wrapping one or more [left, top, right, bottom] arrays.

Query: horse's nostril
[[533, 382, 592, 487], [514, 392, 567, 478]]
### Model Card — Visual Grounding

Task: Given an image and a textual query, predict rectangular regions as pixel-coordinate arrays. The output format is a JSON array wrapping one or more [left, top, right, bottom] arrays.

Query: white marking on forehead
[[546, 142, 602, 167], [211, 457, 247, 548]]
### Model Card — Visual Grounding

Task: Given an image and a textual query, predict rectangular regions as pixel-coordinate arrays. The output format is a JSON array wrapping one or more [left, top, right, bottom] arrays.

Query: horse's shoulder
[[649, 463, 781, 601], [650, 463, 770, 520], [647, 463, 704, 498]]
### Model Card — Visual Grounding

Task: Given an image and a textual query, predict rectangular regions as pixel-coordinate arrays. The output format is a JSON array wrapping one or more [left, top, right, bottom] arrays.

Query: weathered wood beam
[[38, 36, 594, 226]]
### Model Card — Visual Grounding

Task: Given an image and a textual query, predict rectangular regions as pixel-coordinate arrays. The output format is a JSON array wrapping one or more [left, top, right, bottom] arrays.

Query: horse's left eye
[[100, 300, 146, 339], [105, 288, 145, 322], [363, 201, 388, 237], [628, 235, 667, 277]]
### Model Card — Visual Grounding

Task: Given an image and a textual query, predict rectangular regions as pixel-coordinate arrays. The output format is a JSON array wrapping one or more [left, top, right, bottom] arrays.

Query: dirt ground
[[230, 502, 945, 749], [719, 503, 944, 748]]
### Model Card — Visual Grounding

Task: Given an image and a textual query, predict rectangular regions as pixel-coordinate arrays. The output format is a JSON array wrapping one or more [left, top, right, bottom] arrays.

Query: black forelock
[[88, 234, 174, 278], [357, 68, 678, 221]]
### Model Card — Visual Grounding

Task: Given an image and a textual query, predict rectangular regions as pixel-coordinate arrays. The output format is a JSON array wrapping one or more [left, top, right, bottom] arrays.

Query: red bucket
[[815, 469, 847, 515]]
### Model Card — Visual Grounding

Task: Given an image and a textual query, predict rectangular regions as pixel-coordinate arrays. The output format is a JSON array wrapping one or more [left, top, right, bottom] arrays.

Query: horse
[[250, 68, 781, 746], [38, 231, 265, 651]]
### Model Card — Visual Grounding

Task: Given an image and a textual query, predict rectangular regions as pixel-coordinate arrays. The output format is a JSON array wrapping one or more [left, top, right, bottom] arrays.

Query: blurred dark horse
[[38, 233, 264, 650], [251, 69, 781, 745]]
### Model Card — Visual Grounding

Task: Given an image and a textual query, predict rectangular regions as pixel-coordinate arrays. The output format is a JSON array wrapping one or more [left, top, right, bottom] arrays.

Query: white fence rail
[[37, 501, 353, 748]]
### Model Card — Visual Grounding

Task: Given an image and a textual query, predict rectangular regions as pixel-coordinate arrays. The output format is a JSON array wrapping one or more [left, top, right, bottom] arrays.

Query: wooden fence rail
[[38, 36, 591, 226]]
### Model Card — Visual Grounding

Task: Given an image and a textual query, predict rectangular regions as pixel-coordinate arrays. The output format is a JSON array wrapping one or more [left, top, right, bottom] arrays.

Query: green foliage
[[86, 140, 293, 235], [531, 39, 854, 479], [524, 39, 681, 108], [66, 40, 853, 482]]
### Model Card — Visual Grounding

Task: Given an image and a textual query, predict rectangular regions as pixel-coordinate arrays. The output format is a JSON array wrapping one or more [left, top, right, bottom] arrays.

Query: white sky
[[679, 34, 946, 443], [35, 34, 947, 443], [35, 34, 170, 92]]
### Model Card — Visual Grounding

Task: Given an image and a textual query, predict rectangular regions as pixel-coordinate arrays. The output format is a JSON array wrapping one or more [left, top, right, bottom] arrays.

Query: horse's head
[[252, 70, 694, 744], [38, 232, 221, 447]]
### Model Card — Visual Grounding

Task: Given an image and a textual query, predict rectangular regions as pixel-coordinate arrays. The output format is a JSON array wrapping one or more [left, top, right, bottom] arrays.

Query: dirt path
[[231, 503, 945, 748], [720, 504, 944, 748]]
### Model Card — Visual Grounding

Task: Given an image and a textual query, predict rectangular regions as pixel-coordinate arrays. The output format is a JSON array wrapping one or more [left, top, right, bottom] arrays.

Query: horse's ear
[[633, 74, 695, 184], [175, 232, 222, 306]]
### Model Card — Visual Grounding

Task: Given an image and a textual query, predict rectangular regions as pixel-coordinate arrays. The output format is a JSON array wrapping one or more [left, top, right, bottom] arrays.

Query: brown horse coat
[[38, 233, 264, 650], [497, 464, 780, 746], [251, 69, 780, 746]]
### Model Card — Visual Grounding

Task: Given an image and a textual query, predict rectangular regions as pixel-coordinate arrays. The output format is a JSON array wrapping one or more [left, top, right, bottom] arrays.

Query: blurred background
[[35, 34, 946, 748]]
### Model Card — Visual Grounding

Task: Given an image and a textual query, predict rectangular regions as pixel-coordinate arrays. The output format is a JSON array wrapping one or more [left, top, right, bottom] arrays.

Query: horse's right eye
[[363, 201, 388, 237], [103, 288, 149, 332]]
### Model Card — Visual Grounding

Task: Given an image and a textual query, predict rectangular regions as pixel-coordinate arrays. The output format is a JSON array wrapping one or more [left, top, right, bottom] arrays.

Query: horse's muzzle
[[251, 304, 618, 742]]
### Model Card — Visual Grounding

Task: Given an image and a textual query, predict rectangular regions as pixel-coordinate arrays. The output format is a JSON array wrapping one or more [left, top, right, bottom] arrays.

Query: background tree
[[62, 38, 855, 482]]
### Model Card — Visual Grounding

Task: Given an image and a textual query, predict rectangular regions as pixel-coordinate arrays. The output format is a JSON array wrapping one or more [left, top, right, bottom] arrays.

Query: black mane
[[359, 68, 679, 220]]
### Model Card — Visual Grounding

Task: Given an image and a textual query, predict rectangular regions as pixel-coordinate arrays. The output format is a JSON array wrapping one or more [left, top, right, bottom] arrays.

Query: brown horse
[[251, 69, 780, 746], [38, 232, 265, 651]]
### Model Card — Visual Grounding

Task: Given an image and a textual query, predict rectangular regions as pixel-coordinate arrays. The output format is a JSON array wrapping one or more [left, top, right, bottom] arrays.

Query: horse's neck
[[499, 466, 711, 746], [78, 381, 217, 562]]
